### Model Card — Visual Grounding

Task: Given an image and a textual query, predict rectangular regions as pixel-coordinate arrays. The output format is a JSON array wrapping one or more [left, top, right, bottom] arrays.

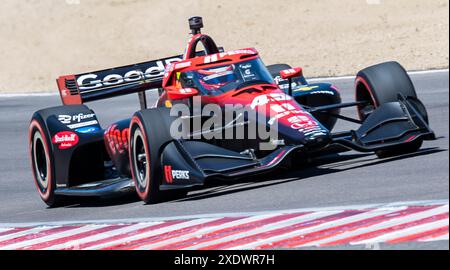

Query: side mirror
[[280, 67, 303, 80], [279, 67, 303, 96], [167, 87, 199, 100]]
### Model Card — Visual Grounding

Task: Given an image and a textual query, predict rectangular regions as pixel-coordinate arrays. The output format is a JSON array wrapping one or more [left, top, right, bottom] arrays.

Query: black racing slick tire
[[29, 117, 64, 207], [355, 61, 426, 158], [355, 61, 427, 121], [129, 108, 188, 204]]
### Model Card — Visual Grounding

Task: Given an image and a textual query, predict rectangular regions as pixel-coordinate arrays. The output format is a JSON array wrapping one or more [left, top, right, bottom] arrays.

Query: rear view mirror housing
[[279, 67, 303, 96], [280, 67, 303, 80], [167, 87, 199, 100]]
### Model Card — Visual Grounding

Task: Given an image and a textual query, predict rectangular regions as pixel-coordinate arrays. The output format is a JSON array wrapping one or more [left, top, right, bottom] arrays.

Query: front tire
[[29, 119, 62, 207], [355, 61, 427, 158], [129, 109, 187, 204]]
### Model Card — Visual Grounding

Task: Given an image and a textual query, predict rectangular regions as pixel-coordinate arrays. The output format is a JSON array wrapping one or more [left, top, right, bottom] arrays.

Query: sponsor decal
[[241, 67, 257, 80], [218, 49, 256, 58], [77, 58, 182, 91], [60, 89, 70, 97], [203, 54, 218, 64], [273, 75, 285, 85], [288, 115, 327, 136], [58, 113, 98, 129], [164, 165, 190, 183], [105, 125, 129, 155], [238, 62, 257, 79], [179, 88, 195, 94], [250, 93, 301, 125], [268, 106, 302, 125], [293, 85, 320, 92], [58, 115, 72, 124], [58, 113, 95, 124], [75, 126, 100, 134], [67, 120, 99, 129], [165, 100, 173, 108], [240, 63, 252, 69], [172, 170, 190, 180], [248, 92, 327, 136], [52, 131, 79, 150], [280, 68, 302, 77], [309, 90, 335, 96], [204, 49, 257, 64], [274, 75, 298, 90], [250, 93, 292, 109]]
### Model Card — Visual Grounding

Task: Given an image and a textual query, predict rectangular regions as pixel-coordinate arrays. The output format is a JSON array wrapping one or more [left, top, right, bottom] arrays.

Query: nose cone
[[303, 132, 332, 150], [276, 121, 331, 150]]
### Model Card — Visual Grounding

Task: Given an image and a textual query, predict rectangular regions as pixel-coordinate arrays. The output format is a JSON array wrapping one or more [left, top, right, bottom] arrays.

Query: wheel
[[29, 118, 65, 207], [355, 61, 427, 121], [355, 61, 427, 158], [129, 108, 188, 204]]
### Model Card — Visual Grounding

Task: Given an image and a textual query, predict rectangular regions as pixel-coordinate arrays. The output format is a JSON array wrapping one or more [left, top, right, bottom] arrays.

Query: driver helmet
[[197, 65, 236, 91]]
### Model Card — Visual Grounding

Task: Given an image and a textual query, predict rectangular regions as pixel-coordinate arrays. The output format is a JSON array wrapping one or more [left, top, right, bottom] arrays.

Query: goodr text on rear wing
[[56, 55, 185, 105]]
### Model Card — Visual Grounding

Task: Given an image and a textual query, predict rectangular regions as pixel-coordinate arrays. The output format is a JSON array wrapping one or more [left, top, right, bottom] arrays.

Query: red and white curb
[[0, 200, 447, 250]]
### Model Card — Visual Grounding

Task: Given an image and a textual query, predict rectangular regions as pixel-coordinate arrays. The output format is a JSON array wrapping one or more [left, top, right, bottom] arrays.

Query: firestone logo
[[52, 131, 79, 150]]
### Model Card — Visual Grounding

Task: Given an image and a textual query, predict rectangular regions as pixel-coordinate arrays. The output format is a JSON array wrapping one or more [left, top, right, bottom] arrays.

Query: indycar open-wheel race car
[[29, 17, 435, 207]]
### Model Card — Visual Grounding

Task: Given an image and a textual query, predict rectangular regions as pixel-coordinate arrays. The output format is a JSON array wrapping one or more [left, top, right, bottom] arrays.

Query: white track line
[[0, 199, 447, 229], [140, 211, 340, 249], [0, 201, 447, 249], [85, 218, 218, 250], [0, 226, 54, 243], [0, 69, 447, 98], [299, 204, 449, 247], [0, 224, 108, 250], [184, 210, 347, 250], [408, 69, 449, 75], [52, 215, 277, 250], [0, 93, 58, 97], [43, 222, 161, 250], [228, 208, 402, 250], [308, 68, 449, 82], [352, 218, 449, 245], [136, 213, 286, 250]]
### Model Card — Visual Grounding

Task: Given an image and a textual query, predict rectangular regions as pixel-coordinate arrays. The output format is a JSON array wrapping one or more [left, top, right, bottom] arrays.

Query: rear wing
[[57, 55, 184, 105]]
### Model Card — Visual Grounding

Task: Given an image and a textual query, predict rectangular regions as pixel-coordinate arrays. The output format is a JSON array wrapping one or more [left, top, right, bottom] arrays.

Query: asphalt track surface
[[0, 70, 448, 249]]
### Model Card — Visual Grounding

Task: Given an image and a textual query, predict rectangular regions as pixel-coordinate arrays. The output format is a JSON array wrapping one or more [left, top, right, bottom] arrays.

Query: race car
[[29, 17, 435, 207]]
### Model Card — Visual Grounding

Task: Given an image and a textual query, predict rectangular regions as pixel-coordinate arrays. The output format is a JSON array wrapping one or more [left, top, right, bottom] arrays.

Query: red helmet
[[197, 65, 236, 91]]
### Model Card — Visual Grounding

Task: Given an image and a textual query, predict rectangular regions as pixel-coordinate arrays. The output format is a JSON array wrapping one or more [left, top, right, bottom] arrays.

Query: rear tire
[[129, 108, 187, 204], [355, 61, 427, 158], [29, 119, 66, 207]]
